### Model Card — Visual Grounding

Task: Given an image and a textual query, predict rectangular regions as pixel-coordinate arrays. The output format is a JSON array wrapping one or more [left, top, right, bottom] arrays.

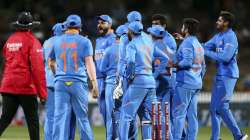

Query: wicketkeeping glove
[[113, 78, 123, 99]]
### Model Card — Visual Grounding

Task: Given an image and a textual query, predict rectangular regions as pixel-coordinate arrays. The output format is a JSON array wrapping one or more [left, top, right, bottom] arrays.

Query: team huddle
[[41, 10, 249, 140], [1, 10, 244, 140]]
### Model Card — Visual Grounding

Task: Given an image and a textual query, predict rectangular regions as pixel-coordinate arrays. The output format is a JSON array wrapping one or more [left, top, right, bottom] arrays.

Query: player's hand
[[90, 80, 99, 99], [113, 79, 123, 99], [173, 33, 184, 41], [40, 98, 46, 106], [92, 87, 99, 99], [167, 60, 174, 68]]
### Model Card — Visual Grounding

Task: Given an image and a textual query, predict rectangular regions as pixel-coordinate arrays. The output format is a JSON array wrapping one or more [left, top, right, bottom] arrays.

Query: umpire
[[0, 11, 47, 140]]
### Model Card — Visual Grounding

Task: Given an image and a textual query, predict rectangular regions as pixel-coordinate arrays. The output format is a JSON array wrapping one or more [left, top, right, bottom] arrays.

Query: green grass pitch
[[0, 126, 249, 140]]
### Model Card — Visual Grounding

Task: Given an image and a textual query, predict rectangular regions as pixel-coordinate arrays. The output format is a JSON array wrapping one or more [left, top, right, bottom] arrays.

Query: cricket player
[[151, 14, 177, 56], [203, 11, 248, 140], [118, 21, 169, 140], [43, 23, 76, 140], [95, 14, 116, 125], [151, 14, 177, 100], [99, 25, 123, 140], [171, 18, 205, 140], [117, 11, 142, 84], [115, 11, 143, 140], [108, 24, 130, 139], [147, 25, 174, 140], [48, 14, 98, 140], [151, 14, 187, 140]]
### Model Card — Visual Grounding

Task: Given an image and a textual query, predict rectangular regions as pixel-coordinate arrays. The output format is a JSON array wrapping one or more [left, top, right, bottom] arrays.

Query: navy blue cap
[[115, 24, 128, 37], [128, 21, 143, 34], [98, 15, 112, 24], [147, 25, 165, 37], [127, 11, 142, 23], [65, 14, 82, 28]]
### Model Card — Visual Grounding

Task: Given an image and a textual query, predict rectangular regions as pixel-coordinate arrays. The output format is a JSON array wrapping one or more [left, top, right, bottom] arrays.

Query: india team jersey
[[95, 33, 116, 79], [49, 33, 93, 82], [153, 39, 174, 87], [176, 36, 205, 89], [203, 28, 238, 78], [118, 34, 129, 77], [100, 42, 119, 84], [118, 32, 151, 77], [126, 34, 168, 88], [43, 36, 59, 87], [163, 31, 177, 53]]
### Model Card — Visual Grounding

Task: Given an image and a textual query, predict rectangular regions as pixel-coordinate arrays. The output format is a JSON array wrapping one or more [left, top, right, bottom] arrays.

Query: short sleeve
[[82, 38, 93, 58]]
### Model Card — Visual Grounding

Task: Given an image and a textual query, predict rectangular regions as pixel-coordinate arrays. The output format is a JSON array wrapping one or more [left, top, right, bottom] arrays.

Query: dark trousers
[[0, 94, 40, 140]]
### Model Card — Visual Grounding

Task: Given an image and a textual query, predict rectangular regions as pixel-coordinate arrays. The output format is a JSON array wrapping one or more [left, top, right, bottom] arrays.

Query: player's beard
[[98, 27, 109, 36], [216, 24, 224, 32]]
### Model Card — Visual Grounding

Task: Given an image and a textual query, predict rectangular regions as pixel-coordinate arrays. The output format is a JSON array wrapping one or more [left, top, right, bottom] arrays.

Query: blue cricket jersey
[[118, 32, 152, 78], [153, 39, 174, 88], [163, 31, 177, 88], [49, 33, 93, 83], [126, 34, 169, 88], [203, 28, 239, 78], [100, 41, 119, 84], [43, 36, 60, 87], [117, 34, 129, 77], [163, 31, 177, 53], [175, 36, 205, 89], [95, 33, 116, 79]]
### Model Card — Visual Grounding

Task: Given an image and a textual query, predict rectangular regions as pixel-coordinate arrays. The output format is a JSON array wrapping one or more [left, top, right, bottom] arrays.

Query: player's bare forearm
[[85, 56, 97, 81], [48, 58, 56, 75], [85, 56, 99, 98]]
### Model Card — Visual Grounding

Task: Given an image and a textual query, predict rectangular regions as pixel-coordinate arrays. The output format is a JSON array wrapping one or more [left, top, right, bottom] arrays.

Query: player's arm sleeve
[[30, 39, 48, 100], [83, 39, 97, 81], [205, 35, 237, 63], [152, 58, 160, 78], [126, 44, 136, 64], [48, 42, 56, 60], [203, 35, 216, 50], [83, 39, 94, 57], [100, 49, 110, 74], [126, 44, 136, 79], [153, 47, 169, 78], [166, 36, 177, 53], [48, 43, 56, 74], [42, 40, 50, 61], [154, 46, 170, 61], [118, 38, 127, 77], [177, 42, 193, 69], [85, 56, 97, 81]]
